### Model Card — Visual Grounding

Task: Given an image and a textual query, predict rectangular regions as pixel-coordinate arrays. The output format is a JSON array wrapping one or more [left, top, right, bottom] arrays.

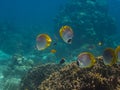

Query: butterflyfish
[[36, 34, 52, 50], [77, 52, 96, 68], [59, 25, 73, 44], [103, 48, 116, 66], [115, 46, 120, 64]]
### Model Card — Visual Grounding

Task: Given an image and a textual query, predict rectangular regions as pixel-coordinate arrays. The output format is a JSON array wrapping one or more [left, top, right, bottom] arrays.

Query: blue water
[[0, 0, 66, 32], [0, 0, 67, 55], [108, 0, 120, 31]]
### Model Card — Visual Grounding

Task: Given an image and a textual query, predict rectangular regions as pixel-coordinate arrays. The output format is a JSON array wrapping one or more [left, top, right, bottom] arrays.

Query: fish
[[98, 41, 103, 46], [103, 48, 116, 66], [59, 25, 73, 44], [53, 42, 57, 46], [36, 34, 52, 50], [59, 58, 65, 64], [115, 46, 120, 64], [77, 52, 96, 68], [50, 49, 56, 53]]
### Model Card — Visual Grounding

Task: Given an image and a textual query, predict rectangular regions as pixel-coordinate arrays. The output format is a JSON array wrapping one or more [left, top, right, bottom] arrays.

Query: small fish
[[53, 42, 57, 46], [77, 52, 96, 68], [50, 49, 56, 53], [98, 41, 103, 46], [36, 34, 52, 50], [59, 25, 73, 44], [59, 58, 65, 64]]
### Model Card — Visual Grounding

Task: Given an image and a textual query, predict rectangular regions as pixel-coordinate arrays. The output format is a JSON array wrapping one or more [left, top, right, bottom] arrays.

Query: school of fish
[[36, 25, 120, 68]]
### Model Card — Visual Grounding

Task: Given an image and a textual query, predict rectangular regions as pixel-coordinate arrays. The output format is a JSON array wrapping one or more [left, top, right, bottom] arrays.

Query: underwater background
[[0, 0, 120, 90]]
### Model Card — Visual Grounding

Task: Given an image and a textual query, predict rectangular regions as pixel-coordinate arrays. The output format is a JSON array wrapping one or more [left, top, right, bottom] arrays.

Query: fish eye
[[67, 39, 72, 43], [76, 61, 79, 66]]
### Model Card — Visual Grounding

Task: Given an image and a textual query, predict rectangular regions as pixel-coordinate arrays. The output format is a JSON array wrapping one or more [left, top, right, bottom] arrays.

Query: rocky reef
[[54, 0, 116, 49], [38, 57, 120, 90]]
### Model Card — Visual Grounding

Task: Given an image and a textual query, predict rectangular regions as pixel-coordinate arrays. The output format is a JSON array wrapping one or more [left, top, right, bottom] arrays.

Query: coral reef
[[54, 0, 116, 49], [0, 61, 21, 90], [2, 77, 21, 90], [39, 57, 120, 90], [20, 63, 63, 90], [0, 54, 35, 90], [3, 54, 34, 78]]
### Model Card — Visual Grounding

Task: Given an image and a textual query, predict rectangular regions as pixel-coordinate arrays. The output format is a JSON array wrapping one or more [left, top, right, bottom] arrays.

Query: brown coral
[[38, 58, 120, 90]]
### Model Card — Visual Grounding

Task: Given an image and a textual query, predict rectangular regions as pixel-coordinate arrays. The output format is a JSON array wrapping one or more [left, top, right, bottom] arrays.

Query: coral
[[3, 54, 34, 78], [38, 57, 120, 90], [20, 63, 63, 90], [0, 54, 34, 90], [2, 77, 21, 90]]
